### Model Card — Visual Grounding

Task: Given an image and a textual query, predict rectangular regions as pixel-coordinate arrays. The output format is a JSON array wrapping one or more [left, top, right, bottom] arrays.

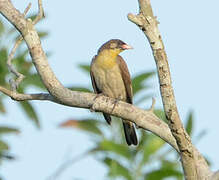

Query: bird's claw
[[90, 93, 103, 112], [110, 98, 119, 114]]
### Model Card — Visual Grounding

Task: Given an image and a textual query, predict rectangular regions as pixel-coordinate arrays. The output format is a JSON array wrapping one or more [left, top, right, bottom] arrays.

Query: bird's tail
[[122, 120, 138, 146], [103, 113, 111, 125]]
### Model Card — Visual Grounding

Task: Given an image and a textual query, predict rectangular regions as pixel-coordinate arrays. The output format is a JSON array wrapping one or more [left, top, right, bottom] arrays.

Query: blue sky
[[1, 0, 219, 179]]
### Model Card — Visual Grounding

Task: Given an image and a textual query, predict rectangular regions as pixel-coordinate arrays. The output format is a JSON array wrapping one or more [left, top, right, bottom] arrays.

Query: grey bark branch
[[0, 86, 58, 102], [211, 171, 219, 180], [7, 3, 31, 90], [128, 0, 211, 179]]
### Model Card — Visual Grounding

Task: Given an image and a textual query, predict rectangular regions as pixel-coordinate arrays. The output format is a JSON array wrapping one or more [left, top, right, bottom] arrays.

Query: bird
[[90, 39, 138, 145]]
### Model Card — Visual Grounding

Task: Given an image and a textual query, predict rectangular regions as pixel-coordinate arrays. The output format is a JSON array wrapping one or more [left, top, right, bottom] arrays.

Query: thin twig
[[7, 0, 44, 91], [23, 2, 32, 15], [149, 97, 155, 112], [7, 36, 25, 91], [33, 0, 45, 25], [0, 85, 59, 103], [7, 3, 32, 90]]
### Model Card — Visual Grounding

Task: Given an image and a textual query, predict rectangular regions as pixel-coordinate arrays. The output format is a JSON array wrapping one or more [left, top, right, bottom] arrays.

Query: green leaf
[[0, 153, 15, 160], [14, 54, 32, 75], [0, 140, 9, 151], [28, 14, 37, 21], [0, 127, 19, 135], [0, 48, 8, 85], [38, 31, 48, 39], [103, 157, 132, 180], [0, 20, 4, 36], [132, 71, 155, 95], [185, 111, 193, 136], [21, 74, 45, 90], [0, 99, 6, 113], [78, 64, 90, 73], [69, 86, 91, 92], [19, 101, 40, 128], [161, 160, 180, 170], [142, 135, 165, 163], [136, 130, 148, 150], [154, 109, 167, 122], [145, 169, 182, 180], [60, 119, 102, 135], [194, 130, 207, 143], [94, 140, 132, 159]]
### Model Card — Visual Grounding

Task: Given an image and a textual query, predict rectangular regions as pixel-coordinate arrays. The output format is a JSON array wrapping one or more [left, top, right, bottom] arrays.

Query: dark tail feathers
[[103, 113, 111, 125], [122, 120, 138, 146]]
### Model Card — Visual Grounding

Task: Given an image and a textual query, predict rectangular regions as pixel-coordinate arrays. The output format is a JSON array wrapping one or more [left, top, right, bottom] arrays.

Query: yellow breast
[[95, 49, 120, 69]]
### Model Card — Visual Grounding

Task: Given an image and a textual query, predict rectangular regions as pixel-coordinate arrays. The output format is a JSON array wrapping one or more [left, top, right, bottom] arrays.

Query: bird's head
[[98, 39, 133, 56]]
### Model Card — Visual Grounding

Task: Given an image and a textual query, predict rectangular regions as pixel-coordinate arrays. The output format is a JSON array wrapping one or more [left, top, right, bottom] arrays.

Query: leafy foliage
[[185, 110, 193, 136], [0, 126, 19, 164], [132, 71, 155, 95], [0, 17, 48, 170]]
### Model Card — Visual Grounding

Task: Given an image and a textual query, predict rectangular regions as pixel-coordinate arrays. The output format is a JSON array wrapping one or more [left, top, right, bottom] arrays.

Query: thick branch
[[211, 171, 219, 180], [128, 0, 211, 179], [0, 85, 178, 152]]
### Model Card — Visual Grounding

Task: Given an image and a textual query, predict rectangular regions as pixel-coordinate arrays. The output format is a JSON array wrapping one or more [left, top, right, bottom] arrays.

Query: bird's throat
[[96, 49, 120, 69]]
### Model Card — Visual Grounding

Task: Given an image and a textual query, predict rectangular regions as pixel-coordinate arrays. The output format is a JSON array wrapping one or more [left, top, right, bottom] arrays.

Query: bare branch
[[149, 97, 155, 112], [7, 36, 25, 90], [23, 2, 32, 15], [0, 85, 58, 102], [33, 0, 44, 25], [0, 85, 179, 152], [7, 3, 32, 90], [128, 0, 211, 179]]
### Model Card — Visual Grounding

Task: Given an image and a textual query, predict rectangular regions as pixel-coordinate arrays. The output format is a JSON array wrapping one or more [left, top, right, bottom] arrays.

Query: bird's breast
[[92, 62, 127, 100]]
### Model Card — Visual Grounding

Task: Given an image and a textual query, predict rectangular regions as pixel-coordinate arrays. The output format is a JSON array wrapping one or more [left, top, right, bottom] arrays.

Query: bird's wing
[[117, 55, 133, 104], [90, 55, 101, 94], [90, 55, 112, 125]]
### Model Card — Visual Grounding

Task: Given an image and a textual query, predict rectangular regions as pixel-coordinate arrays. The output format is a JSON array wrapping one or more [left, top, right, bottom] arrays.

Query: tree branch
[[211, 171, 219, 180], [6, 0, 44, 91], [0, 85, 58, 102], [128, 0, 211, 179], [7, 3, 31, 90]]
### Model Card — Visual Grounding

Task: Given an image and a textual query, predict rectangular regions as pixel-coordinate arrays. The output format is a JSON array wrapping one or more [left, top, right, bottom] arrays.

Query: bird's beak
[[121, 44, 133, 50]]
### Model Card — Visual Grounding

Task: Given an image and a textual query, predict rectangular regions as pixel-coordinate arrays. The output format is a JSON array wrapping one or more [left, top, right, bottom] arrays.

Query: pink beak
[[121, 44, 133, 50]]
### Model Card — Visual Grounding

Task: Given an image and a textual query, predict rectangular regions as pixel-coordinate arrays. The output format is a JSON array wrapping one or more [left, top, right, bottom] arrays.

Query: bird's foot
[[90, 93, 103, 112], [110, 98, 119, 114]]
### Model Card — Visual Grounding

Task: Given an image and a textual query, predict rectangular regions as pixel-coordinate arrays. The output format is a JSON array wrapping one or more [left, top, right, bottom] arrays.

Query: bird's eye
[[110, 43, 117, 49]]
